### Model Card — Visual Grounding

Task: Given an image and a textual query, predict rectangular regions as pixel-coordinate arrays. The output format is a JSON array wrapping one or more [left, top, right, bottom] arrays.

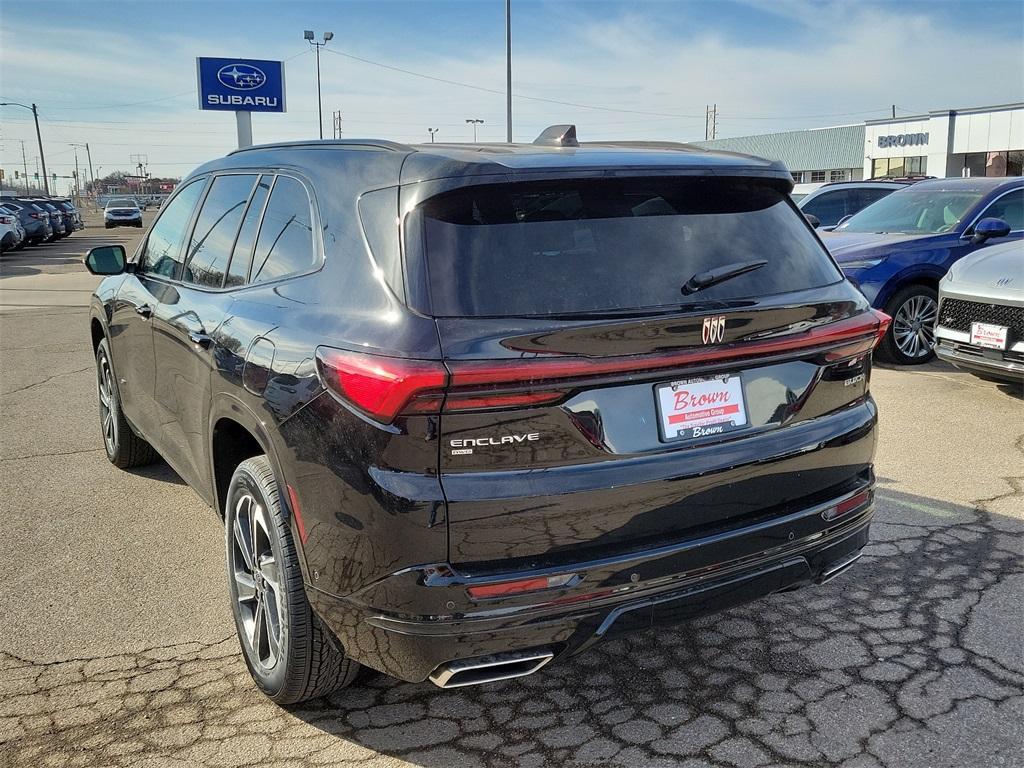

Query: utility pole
[[332, 110, 342, 139], [705, 104, 718, 140], [20, 140, 29, 195], [84, 143, 95, 201], [428, 128, 439, 143], [71, 145, 82, 201], [506, 0, 513, 143], [892, 104, 896, 119], [466, 118, 484, 142], [2, 102, 50, 194]]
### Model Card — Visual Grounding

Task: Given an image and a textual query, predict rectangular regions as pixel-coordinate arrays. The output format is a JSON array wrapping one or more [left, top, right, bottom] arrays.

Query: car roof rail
[[581, 139, 701, 151], [228, 138, 414, 156]]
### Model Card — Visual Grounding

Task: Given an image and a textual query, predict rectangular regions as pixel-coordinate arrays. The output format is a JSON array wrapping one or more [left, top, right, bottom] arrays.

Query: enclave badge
[[702, 316, 726, 344]]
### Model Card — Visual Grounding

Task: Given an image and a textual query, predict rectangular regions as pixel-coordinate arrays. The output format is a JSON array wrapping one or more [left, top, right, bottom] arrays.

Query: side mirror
[[971, 217, 1011, 244], [84, 245, 127, 275], [804, 213, 822, 229]]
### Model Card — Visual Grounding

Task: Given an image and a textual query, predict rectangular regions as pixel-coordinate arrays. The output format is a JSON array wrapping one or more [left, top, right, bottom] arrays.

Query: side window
[[250, 176, 317, 284], [977, 189, 1024, 232], [802, 191, 847, 227], [138, 180, 206, 278], [183, 174, 256, 288], [853, 189, 893, 211], [225, 175, 272, 288]]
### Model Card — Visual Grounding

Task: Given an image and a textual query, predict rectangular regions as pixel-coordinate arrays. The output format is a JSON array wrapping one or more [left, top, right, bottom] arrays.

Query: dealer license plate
[[656, 374, 748, 442], [970, 321, 1009, 350]]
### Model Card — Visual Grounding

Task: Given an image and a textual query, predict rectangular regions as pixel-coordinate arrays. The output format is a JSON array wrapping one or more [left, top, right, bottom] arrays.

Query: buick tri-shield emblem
[[702, 316, 726, 344], [217, 64, 267, 90]]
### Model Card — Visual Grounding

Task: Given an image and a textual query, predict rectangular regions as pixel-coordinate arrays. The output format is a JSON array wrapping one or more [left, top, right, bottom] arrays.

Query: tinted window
[[418, 177, 841, 317], [852, 188, 895, 211], [138, 180, 205, 278], [183, 174, 256, 288], [977, 189, 1024, 232], [225, 175, 271, 288], [801, 191, 848, 227], [249, 177, 316, 283]]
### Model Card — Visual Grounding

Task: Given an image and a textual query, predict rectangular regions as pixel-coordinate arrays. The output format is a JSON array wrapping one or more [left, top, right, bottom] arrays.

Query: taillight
[[315, 311, 890, 423], [315, 348, 446, 423], [822, 488, 872, 521], [0, 216, 11, 225]]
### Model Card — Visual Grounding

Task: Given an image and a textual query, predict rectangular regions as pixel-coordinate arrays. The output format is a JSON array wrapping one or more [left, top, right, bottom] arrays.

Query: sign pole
[[236, 111, 253, 149]]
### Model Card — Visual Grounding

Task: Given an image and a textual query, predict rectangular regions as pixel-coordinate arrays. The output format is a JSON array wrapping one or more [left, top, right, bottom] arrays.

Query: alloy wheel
[[892, 294, 937, 360], [231, 493, 284, 671], [97, 352, 117, 455]]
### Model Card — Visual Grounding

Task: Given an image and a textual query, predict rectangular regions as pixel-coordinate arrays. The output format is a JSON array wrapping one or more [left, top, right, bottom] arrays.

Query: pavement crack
[[1, 366, 92, 396]]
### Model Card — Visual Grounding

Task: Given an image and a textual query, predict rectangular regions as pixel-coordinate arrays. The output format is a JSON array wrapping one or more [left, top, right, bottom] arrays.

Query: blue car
[[820, 177, 1023, 364]]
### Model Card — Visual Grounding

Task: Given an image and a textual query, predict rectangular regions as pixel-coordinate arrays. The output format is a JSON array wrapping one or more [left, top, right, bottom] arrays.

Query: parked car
[[799, 180, 912, 230], [103, 198, 143, 228], [54, 199, 84, 230], [820, 177, 1023, 364], [86, 129, 888, 703], [0, 206, 24, 252], [0, 198, 53, 244], [31, 200, 70, 238], [0, 204, 28, 249], [934, 240, 1024, 385]]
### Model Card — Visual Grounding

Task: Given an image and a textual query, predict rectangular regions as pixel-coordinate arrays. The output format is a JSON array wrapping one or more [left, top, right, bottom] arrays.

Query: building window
[[829, 169, 850, 182], [791, 171, 803, 183], [810, 171, 826, 183], [872, 156, 926, 178], [963, 150, 1024, 177]]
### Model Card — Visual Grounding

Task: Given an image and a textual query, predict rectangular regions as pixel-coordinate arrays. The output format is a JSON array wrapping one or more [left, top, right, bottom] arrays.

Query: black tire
[[95, 337, 159, 468], [876, 285, 938, 365], [104, 223, 113, 229], [225, 456, 359, 704]]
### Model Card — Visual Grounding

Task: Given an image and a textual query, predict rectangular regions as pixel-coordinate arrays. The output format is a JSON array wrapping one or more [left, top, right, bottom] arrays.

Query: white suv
[[103, 198, 143, 229]]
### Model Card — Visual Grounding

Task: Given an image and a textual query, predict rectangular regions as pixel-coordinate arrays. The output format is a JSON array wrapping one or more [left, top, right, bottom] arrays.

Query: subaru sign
[[196, 57, 286, 113]]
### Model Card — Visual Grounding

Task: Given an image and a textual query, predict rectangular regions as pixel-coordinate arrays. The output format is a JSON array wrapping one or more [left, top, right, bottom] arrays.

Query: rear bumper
[[309, 487, 874, 683]]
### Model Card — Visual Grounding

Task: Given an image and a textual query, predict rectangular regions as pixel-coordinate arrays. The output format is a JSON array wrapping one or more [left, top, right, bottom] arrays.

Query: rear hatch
[[407, 175, 885, 570]]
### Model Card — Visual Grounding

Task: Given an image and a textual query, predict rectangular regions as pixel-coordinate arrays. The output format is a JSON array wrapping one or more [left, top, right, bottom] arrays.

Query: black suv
[[86, 127, 888, 703]]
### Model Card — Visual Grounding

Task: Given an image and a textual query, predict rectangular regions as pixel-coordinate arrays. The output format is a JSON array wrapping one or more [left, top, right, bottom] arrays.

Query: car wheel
[[877, 285, 938, 365], [225, 456, 359, 704], [95, 338, 159, 468]]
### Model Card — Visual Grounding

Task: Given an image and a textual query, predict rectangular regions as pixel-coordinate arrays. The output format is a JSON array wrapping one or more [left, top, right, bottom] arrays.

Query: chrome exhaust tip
[[428, 649, 554, 688], [819, 550, 863, 584]]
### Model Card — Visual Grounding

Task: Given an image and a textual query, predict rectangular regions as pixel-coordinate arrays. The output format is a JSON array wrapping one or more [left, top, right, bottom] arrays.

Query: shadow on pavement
[[279, 486, 1024, 768]]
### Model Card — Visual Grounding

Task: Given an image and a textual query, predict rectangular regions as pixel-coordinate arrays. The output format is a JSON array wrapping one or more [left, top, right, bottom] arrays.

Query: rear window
[[415, 177, 841, 317]]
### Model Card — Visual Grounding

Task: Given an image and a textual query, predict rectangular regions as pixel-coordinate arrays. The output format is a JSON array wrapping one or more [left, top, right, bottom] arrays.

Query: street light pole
[[466, 118, 484, 142], [1, 102, 49, 194], [506, 0, 512, 143], [304, 30, 334, 139], [428, 128, 439, 143]]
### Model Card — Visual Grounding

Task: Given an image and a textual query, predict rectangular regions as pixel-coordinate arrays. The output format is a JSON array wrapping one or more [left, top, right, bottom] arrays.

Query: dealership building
[[694, 102, 1024, 182]]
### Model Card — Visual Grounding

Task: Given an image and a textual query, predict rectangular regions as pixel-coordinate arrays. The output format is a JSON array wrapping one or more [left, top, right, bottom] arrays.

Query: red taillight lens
[[467, 572, 576, 599], [315, 348, 447, 423], [822, 489, 872, 521], [871, 309, 892, 348]]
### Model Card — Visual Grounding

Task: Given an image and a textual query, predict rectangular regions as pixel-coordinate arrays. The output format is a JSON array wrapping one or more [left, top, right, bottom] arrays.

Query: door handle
[[188, 330, 213, 348], [134, 304, 152, 319]]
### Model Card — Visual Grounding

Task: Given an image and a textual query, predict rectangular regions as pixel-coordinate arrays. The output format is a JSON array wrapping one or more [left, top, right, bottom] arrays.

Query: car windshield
[[416, 176, 842, 317], [836, 187, 984, 234], [107, 199, 137, 208]]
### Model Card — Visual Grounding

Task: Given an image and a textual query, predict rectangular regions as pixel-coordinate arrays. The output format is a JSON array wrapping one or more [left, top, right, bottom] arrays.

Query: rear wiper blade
[[681, 259, 769, 296]]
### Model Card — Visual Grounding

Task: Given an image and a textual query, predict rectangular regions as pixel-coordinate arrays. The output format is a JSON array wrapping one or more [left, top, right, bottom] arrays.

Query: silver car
[[935, 240, 1024, 385]]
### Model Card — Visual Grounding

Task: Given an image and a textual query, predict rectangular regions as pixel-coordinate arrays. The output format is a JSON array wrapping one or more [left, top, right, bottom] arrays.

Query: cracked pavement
[[1, 221, 1022, 767]]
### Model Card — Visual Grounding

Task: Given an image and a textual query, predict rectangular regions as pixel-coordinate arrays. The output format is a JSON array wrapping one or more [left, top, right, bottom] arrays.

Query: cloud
[[2, 0, 1022, 182]]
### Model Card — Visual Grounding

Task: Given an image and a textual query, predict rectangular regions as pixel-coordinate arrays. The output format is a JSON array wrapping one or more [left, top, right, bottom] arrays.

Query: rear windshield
[[415, 177, 841, 317], [107, 199, 137, 208]]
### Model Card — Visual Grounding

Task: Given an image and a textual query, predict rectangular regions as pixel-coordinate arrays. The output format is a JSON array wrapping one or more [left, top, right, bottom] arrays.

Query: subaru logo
[[701, 316, 727, 345], [217, 63, 266, 91]]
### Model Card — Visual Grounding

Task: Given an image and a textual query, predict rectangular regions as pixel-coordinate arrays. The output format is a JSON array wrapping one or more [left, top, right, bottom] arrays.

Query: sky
[[2, 0, 1022, 191]]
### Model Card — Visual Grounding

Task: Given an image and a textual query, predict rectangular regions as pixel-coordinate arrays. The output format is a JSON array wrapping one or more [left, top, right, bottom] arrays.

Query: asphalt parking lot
[[1, 220, 1021, 768]]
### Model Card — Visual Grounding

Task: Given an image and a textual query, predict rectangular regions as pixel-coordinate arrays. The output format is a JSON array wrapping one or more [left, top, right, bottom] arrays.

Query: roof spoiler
[[533, 124, 579, 148]]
